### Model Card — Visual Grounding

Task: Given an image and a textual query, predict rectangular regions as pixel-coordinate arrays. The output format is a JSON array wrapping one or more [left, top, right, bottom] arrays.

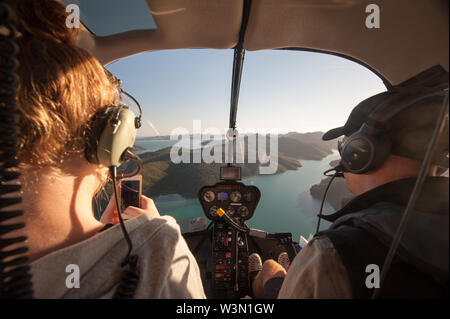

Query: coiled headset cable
[[0, 3, 34, 299], [0, 3, 143, 298]]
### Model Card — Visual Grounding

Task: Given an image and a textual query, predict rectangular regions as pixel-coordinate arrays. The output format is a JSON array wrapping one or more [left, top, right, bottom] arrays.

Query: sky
[[106, 49, 386, 137]]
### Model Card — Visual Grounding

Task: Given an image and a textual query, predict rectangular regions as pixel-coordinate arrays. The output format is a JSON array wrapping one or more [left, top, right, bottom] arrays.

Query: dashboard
[[198, 182, 261, 222]]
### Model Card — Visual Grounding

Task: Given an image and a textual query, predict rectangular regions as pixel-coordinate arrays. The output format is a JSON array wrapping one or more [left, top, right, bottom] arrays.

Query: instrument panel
[[188, 180, 296, 299], [198, 182, 261, 221]]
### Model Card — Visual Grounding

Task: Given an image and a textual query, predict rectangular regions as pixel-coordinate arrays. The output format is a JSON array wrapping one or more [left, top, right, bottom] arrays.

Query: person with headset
[[4, 0, 205, 298], [250, 66, 449, 299]]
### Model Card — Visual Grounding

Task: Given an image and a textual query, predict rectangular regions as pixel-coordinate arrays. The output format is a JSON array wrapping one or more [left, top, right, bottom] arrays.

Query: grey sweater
[[30, 214, 206, 298]]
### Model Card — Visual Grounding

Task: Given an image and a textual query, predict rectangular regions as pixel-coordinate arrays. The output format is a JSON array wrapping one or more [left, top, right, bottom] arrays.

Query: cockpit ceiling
[[76, 0, 449, 86]]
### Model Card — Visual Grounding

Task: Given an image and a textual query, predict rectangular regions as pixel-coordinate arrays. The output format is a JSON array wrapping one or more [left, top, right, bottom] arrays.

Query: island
[[122, 132, 334, 197], [125, 147, 300, 198], [94, 132, 339, 214], [309, 164, 354, 211]]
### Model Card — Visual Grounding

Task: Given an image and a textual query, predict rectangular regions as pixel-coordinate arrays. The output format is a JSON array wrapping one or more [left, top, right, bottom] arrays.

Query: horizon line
[[136, 130, 327, 139]]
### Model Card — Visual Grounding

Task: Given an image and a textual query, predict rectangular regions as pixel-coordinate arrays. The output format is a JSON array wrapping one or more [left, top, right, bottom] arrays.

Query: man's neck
[[356, 173, 419, 195], [349, 155, 424, 195]]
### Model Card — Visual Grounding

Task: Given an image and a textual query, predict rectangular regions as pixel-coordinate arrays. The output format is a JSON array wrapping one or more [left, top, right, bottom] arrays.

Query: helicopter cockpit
[[0, 0, 448, 300]]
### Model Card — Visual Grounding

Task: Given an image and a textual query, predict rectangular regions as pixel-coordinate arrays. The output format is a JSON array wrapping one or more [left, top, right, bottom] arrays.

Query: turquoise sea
[[135, 140, 340, 241]]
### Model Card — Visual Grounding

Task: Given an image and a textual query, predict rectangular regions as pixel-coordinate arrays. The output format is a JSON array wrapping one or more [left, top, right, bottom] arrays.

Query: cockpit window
[[105, 49, 385, 241], [62, 0, 157, 36]]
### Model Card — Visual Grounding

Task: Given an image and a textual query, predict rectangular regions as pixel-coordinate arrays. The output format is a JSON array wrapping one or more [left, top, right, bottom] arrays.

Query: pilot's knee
[[261, 259, 286, 282], [262, 259, 285, 274], [262, 259, 278, 269]]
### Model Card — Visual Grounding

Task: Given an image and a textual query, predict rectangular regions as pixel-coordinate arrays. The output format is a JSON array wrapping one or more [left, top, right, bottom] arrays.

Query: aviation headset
[[84, 72, 142, 168], [337, 88, 448, 174]]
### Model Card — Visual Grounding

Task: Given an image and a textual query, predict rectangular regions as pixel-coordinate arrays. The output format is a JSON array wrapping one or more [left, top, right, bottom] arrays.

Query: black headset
[[338, 88, 448, 174]]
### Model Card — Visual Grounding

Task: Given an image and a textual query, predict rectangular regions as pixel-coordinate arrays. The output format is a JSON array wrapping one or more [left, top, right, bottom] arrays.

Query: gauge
[[244, 190, 255, 202], [209, 206, 218, 217], [203, 190, 215, 203], [226, 206, 235, 217], [230, 191, 242, 203], [238, 206, 249, 218]]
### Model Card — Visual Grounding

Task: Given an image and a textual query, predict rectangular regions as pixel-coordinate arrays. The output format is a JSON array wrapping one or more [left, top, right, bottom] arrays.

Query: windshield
[[105, 49, 385, 241]]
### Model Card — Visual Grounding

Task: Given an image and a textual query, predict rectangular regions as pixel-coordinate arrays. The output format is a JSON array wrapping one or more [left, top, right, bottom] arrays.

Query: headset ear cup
[[340, 132, 375, 174], [84, 108, 113, 165], [96, 107, 137, 167], [340, 125, 391, 174], [85, 106, 137, 167]]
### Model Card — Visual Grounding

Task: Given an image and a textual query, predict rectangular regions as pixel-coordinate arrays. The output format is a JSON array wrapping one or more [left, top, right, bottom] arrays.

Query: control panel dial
[[230, 191, 242, 203], [203, 190, 215, 203]]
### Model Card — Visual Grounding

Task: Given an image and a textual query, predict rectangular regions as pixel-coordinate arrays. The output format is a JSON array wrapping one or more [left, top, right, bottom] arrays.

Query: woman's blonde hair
[[10, 0, 119, 170]]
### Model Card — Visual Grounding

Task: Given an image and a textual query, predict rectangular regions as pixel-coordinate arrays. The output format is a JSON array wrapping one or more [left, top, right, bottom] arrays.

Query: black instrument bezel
[[198, 181, 261, 221]]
